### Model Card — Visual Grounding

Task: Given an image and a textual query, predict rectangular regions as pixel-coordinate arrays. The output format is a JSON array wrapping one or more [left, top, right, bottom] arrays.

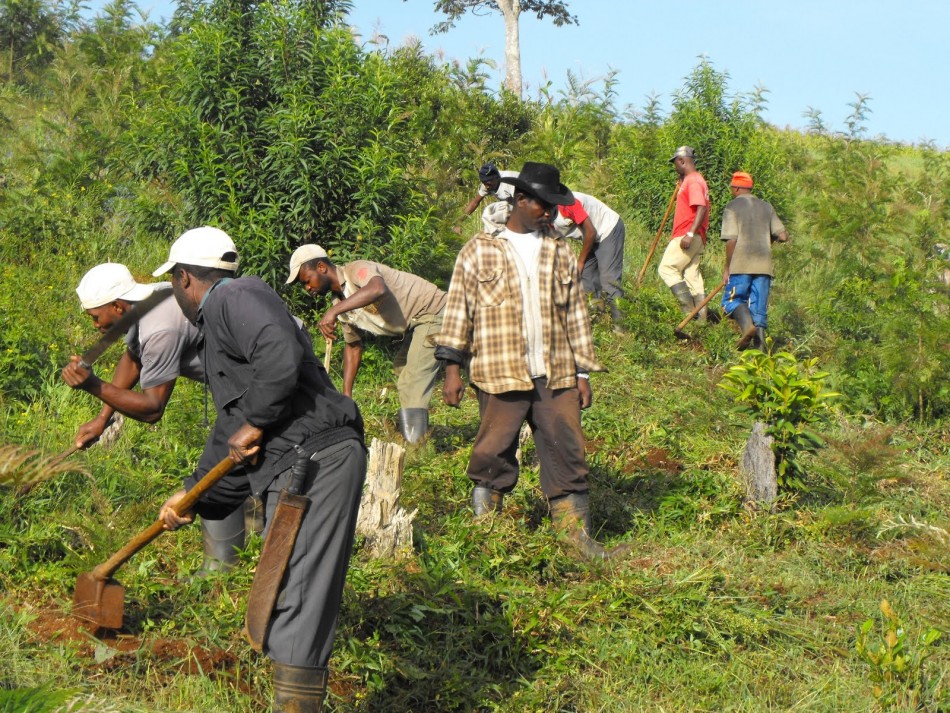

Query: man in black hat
[[437, 162, 628, 561]]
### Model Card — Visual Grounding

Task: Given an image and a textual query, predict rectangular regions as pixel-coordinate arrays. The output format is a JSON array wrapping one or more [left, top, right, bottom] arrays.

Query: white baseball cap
[[285, 244, 329, 284], [76, 263, 156, 310], [152, 226, 239, 277]]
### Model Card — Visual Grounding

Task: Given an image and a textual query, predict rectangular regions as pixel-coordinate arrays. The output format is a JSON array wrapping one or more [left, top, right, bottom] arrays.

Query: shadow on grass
[[335, 564, 543, 711]]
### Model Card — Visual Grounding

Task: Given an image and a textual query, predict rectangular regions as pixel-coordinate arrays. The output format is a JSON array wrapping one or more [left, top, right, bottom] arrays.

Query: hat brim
[[122, 282, 157, 303], [152, 260, 175, 277], [499, 177, 575, 206], [285, 264, 302, 285]]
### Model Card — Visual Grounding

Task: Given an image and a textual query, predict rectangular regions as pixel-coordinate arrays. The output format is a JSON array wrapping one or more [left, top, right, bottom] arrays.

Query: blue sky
[[128, 0, 948, 148]]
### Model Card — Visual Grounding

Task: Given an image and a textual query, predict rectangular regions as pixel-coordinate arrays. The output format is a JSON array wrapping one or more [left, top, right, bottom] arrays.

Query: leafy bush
[[719, 346, 839, 490], [130, 0, 437, 298]]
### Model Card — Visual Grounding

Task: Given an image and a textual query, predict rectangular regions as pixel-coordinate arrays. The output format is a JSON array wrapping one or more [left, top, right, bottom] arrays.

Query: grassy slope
[[1, 224, 947, 712]]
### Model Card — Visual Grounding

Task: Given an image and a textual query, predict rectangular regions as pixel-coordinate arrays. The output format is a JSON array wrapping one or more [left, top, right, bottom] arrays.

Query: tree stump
[[355, 438, 416, 558], [98, 413, 124, 449], [740, 421, 777, 505]]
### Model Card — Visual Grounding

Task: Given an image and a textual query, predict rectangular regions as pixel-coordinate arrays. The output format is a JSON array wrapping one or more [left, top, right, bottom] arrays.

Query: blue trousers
[[721, 274, 771, 328]]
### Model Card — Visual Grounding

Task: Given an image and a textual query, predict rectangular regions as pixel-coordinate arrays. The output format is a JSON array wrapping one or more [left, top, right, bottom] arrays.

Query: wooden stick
[[637, 181, 680, 286], [674, 280, 726, 334], [323, 337, 333, 372]]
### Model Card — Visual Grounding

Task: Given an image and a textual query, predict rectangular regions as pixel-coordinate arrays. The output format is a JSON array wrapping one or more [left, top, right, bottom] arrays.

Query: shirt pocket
[[477, 267, 507, 306], [553, 266, 573, 306]]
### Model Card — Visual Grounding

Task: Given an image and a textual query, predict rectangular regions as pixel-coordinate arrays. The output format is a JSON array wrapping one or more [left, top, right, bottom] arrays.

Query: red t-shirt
[[671, 172, 710, 242], [558, 200, 589, 225]]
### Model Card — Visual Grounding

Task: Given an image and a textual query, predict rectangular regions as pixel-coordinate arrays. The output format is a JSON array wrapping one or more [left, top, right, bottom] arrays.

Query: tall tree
[[429, 0, 576, 97]]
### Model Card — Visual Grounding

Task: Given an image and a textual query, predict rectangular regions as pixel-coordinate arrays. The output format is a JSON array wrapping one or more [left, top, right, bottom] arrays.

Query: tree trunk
[[740, 421, 777, 505], [498, 0, 522, 97], [355, 438, 417, 558]]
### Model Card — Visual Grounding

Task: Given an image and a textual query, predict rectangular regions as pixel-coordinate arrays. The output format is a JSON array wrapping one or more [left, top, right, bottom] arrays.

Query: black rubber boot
[[730, 304, 758, 350], [754, 327, 768, 351], [608, 299, 627, 334], [549, 493, 631, 561], [669, 282, 694, 314], [472, 486, 504, 516], [397, 408, 429, 444], [691, 292, 708, 323], [196, 506, 246, 575], [272, 663, 328, 713], [244, 495, 265, 537]]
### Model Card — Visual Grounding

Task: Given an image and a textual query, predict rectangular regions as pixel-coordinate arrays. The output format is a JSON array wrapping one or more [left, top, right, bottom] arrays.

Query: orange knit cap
[[730, 171, 754, 188]]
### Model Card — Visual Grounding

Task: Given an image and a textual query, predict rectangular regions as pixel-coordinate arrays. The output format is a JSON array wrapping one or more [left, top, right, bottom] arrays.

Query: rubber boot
[[397, 408, 429, 444], [730, 304, 758, 351], [244, 495, 265, 537], [196, 506, 246, 575], [608, 299, 627, 334], [754, 327, 767, 351], [691, 292, 707, 323], [549, 493, 631, 561], [472, 486, 504, 516], [272, 663, 328, 713], [669, 282, 694, 314]]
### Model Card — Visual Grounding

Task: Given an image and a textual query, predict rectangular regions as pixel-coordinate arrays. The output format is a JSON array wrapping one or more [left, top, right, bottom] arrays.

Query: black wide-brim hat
[[500, 161, 575, 206]]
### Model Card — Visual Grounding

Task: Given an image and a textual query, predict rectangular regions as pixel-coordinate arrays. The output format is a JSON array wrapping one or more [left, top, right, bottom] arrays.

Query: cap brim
[[285, 264, 302, 285], [152, 260, 175, 277]]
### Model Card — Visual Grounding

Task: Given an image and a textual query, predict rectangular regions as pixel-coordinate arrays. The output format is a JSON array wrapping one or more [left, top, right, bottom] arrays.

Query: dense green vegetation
[[1, 1, 947, 711]]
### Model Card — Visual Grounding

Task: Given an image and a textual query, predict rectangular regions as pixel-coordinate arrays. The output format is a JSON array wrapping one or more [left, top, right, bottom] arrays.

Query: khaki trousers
[[658, 236, 707, 296], [393, 310, 444, 409]]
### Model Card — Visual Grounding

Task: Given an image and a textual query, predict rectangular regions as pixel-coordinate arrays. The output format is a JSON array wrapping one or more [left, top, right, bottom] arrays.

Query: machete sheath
[[245, 445, 312, 651]]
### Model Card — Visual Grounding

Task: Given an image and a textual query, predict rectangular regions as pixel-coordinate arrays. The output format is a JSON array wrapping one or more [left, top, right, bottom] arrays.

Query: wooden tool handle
[[91, 456, 236, 580], [675, 280, 726, 332], [637, 181, 680, 286]]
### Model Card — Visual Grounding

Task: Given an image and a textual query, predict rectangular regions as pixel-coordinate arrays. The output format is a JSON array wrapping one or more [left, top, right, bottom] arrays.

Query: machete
[[78, 287, 172, 368], [245, 445, 312, 651]]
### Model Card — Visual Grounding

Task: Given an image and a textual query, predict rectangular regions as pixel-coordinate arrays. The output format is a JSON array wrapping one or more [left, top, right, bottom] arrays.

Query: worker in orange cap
[[720, 171, 789, 350]]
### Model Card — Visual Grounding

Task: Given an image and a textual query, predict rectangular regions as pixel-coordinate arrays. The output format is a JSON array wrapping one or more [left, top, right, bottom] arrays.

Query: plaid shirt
[[437, 231, 604, 394]]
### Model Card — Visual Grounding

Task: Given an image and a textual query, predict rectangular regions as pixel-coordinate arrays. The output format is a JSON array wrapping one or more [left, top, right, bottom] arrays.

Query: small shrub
[[719, 346, 839, 490], [855, 598, 943, 710]]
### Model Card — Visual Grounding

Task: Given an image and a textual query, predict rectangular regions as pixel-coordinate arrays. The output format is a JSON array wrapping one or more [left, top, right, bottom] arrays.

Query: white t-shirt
[[553, 192, 621, 243], [478, 170, 519, 202]]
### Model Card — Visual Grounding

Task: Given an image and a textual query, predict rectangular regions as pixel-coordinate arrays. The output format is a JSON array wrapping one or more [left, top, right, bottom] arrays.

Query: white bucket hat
[[152, 226, 239, 277], [76, 263, 156, 310], [285, 244, 329, 284]]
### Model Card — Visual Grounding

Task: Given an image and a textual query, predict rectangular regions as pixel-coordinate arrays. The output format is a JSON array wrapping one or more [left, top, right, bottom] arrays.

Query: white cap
[[285, 244, 329, 284], [152, 226, 239, 277], [76, 263, 156, 310]]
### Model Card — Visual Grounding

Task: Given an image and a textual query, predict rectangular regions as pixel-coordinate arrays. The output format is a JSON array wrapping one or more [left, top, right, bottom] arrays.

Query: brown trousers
[[468, 378, 589, 499]]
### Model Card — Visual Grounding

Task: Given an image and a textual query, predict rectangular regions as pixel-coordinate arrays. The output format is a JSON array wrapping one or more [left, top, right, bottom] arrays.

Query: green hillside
[[1, 1, 947, 711]]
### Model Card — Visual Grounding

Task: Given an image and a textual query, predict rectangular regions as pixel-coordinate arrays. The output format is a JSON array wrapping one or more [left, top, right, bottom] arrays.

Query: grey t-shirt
[[125, 284, 204, 389], [720, 194, 786, 276]]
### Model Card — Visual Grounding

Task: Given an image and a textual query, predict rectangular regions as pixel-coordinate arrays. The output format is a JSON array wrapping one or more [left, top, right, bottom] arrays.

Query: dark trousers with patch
[[262, 438, 366, 668], [468, 378, 589, 500]]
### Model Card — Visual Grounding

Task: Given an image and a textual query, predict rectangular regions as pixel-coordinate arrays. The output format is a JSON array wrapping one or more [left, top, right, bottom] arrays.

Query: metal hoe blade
[[73, 572, 125, 629]]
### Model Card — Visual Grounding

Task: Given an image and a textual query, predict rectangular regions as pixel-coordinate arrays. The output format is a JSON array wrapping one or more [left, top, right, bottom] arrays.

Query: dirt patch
[[22, 602, 242, 683], [641, 447, 683, 475]]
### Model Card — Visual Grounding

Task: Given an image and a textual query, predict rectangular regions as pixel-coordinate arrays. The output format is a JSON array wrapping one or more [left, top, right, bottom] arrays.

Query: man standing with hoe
[[287, 245, 446, 444], [658, 146, 720, 325], [720, 171, 789, 350], [62, 261, 250, 575], [155, 227, 366, 712], [436, 162, 628, 561]]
